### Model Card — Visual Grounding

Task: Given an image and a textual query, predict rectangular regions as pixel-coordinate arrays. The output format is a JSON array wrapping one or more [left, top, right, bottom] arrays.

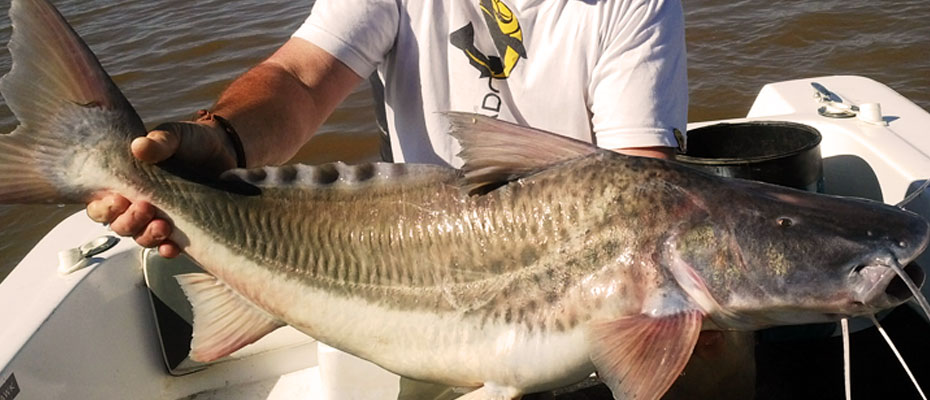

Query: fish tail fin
[[0, 0, 146, 204]]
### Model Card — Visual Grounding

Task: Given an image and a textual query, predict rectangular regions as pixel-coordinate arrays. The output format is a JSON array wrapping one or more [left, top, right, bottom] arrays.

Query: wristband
[[195, 109, 247, 169]]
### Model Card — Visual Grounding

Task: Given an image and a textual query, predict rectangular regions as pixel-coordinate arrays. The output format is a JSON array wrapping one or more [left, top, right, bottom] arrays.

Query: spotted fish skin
[[2, 1, 929, 399], [174, 154, 683, 322], [155, 152, 698, 391]]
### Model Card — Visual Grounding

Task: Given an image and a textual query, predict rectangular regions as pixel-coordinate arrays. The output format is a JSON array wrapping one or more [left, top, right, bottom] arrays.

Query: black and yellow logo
[[450, 0, 527, 79]]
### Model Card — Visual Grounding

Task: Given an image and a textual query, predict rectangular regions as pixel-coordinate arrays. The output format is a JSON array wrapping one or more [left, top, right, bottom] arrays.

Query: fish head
[[664, 179, 929, 329]]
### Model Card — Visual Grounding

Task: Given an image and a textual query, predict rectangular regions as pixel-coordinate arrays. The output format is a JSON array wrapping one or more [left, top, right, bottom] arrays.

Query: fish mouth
[[854, 261, 925, 306]]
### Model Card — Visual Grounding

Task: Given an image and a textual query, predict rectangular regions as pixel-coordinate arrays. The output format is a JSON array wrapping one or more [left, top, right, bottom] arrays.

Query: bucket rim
[[676, 121, 822, 165]]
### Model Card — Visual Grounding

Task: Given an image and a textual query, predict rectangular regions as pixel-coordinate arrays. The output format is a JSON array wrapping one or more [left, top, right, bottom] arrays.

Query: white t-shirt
[[293, 0, 687, 166]]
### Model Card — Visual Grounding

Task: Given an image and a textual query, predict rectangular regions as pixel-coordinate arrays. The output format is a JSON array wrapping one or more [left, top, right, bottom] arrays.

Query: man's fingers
[[109, 201, 157, 237], [131, 129, 181, 164], [158, 241, 181, 258], [86, 194, 131, 223], [90, 197, 176, 254], [134, 218, 172, 248]]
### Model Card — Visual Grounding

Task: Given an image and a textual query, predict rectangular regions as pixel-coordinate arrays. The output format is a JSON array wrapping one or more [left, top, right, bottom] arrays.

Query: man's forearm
[[613, 146, 676, 160], [210, 38, 363, 167]]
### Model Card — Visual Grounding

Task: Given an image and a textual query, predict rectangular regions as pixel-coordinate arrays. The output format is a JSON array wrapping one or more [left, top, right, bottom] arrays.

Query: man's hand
[[87, 38, 363, 258], [86, 121, 237, 258]]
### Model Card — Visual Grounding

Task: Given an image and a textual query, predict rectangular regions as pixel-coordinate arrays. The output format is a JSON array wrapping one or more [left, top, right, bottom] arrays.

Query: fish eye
[[776, 217, 794, 227]]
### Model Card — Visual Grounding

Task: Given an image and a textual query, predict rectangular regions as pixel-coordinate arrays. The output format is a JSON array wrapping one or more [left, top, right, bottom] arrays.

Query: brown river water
[[1, 0, 929, 285]]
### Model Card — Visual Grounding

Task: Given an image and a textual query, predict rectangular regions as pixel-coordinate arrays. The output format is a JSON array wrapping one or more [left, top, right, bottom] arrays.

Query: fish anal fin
[[175, 273, 285, 363], [442, 112, 598, 194], [588, 310, 703, 400]]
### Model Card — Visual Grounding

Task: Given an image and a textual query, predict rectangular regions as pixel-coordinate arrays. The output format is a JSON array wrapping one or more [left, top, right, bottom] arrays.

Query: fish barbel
[[0, 1, 928, 399]]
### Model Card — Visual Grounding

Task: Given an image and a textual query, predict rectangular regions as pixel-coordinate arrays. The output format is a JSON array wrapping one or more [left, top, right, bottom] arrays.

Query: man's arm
[[614, 146, 675, 159], [87, 38, 363, 257], [590, 0, 687, 160], [135, 38, 362, 168]]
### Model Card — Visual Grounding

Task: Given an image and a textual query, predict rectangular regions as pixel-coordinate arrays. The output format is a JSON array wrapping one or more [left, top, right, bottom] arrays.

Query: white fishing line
[[842, 318, 851, 400], [869, 314, 927, 400], [896, 179, 930, 208], [888, 262, 930, 322]]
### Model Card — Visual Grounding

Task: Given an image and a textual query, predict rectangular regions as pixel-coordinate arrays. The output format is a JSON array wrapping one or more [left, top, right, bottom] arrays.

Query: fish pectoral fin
[[588, 310, 703, 400], [175, 273, 285, 363], [442, 112, 598, 194]]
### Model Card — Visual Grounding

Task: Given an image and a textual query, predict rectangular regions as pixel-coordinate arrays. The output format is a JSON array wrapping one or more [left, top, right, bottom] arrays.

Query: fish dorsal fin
[[443, 112, 598, 194], [175, 273, 285, 363], [588, 310, 703, 400]]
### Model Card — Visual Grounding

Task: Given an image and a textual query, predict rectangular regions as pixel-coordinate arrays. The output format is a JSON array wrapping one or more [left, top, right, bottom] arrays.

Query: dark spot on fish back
[[277, 165, 298, 182], [343, 163, 375, 182], [246, 168, 267, 182], [312, 164, 339, 184]]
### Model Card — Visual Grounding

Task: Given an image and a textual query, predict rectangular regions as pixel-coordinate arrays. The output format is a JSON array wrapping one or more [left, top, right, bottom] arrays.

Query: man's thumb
[[131, 127, 181, 164]]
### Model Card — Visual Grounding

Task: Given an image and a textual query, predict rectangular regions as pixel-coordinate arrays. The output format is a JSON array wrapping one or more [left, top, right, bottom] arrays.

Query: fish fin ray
[[588, 310, 703, 400], [0, 134, 63, 202], [2, 0, 143, 127], [175, 273, 285, 363], [442, 112, 598, 194], [0, 0, 146, 203]]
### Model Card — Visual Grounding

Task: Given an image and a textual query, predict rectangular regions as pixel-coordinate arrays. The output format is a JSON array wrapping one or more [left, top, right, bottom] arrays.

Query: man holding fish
[[87, 0, 686, 255], [3, 0, 929, 398], [84, 0, 748, 398]]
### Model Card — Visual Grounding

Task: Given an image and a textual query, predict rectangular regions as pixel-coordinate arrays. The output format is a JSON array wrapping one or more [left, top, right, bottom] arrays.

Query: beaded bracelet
[[195, 109, 247, 169]]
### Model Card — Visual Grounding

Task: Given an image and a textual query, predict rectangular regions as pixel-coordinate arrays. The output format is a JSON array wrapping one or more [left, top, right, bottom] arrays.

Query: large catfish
[[0, 0, 927, 399]]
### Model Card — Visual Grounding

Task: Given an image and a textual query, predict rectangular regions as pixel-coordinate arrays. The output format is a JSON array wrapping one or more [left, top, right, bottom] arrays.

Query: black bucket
[[676, 122, 824, 192]]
